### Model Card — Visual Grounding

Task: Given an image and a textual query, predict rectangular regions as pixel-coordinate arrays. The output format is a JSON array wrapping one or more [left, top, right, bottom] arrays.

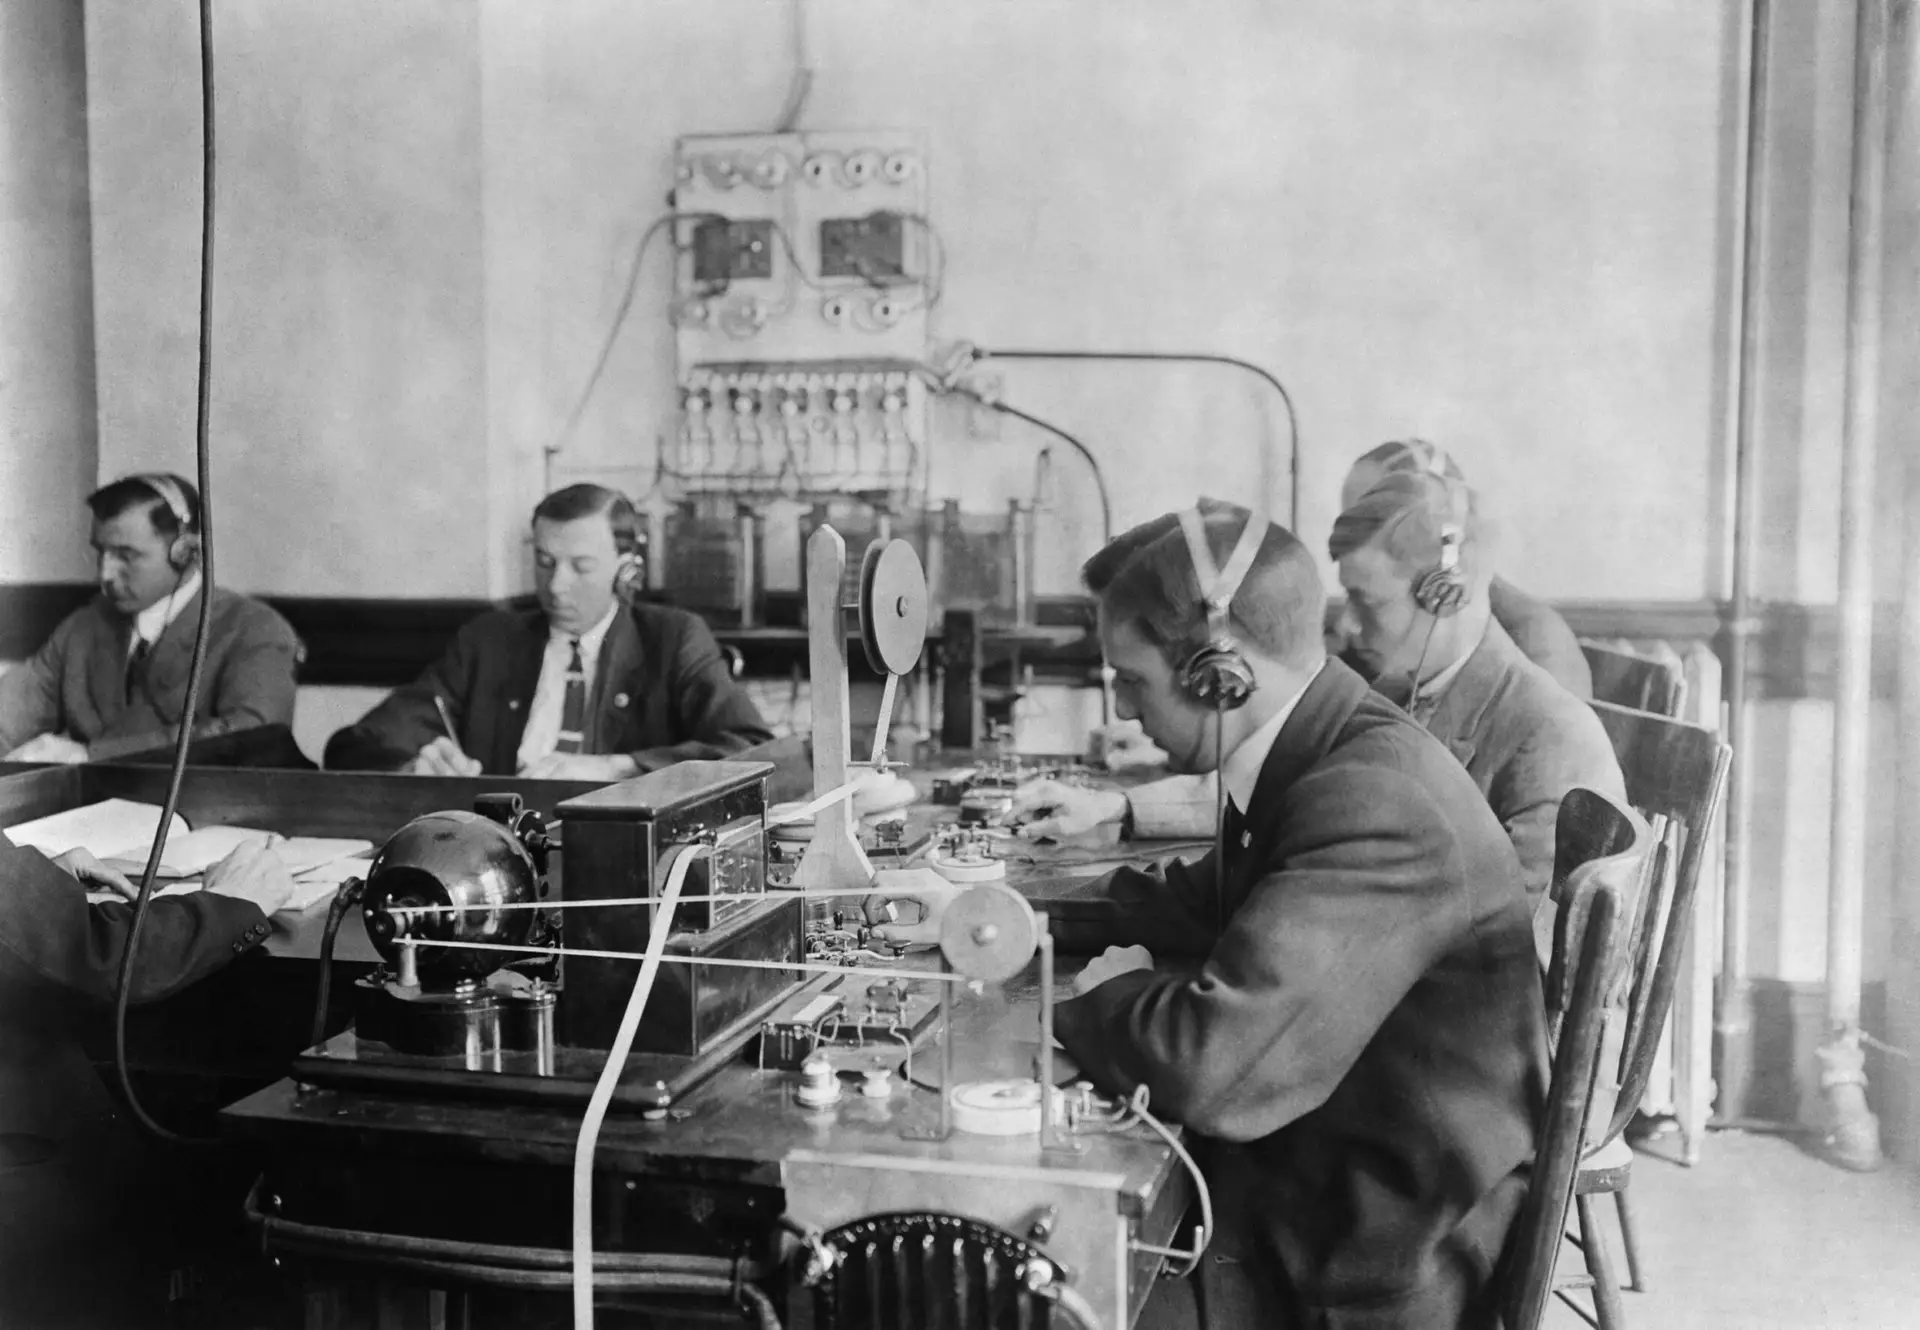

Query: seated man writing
[[325, 484, 772, 779], [1022, 466, 1622, 917], [0, 474, 300, 764], [880, 501, 1546, 1328]]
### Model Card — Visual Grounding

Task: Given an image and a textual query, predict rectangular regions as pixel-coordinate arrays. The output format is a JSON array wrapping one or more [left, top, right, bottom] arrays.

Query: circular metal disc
[[938, 883, 1039, 983], [859, 538, 929, 675]]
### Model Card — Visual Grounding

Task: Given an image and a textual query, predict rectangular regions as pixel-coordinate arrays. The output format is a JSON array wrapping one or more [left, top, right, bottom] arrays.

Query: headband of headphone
[[1175, 504, 1270, 710]]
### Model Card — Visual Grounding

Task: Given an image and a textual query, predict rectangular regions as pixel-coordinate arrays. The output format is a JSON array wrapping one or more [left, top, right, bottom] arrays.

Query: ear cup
[[611, 552, 645, 602], [168, 532, 201, 573], [1180, 641, 1257, 710], [1413, 566, 1465, 618]]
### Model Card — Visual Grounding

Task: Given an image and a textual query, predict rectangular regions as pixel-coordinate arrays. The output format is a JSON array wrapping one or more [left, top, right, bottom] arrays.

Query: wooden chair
[[1568, 705, 1732, 1327], [1502, 794, 1642, 1330], [1580, 642, 1686, 718]]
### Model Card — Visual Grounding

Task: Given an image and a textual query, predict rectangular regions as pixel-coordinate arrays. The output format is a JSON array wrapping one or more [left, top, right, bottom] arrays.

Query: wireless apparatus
[[127, 473, 202, 572], [1175, 504, 1271, 710]]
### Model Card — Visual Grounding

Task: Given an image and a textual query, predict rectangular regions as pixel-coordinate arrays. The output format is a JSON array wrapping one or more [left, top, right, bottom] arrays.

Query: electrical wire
[[545, 210, 724, 492], [1405, 612, 1443, 726], [1121, 1085, 1213, 1279], [937, 385, 1112, 545], [111, 0, 220, 1149], [970, 347, 1301, 531], [1213, 702, 1228, 935], [771, 0, 813, 133]]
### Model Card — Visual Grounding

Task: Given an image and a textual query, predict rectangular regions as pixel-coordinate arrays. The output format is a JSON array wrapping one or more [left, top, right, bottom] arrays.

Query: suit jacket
[[0, 588, 300, 761], [1487, 576, 1590, 700], [324, 601, 773, 776], [1422, 619, 1624, 907], [1053, 660, 1547, 1329], [0, 833, 271, 1134]]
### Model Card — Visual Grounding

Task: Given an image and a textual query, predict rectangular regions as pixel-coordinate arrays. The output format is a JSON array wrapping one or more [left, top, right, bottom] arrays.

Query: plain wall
[[0, 0, 96, 582]]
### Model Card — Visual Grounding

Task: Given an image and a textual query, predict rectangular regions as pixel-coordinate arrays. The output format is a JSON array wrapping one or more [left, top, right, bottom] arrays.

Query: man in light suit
[[0, 474, 300, 763], [325, 484, 771, 779], [878, 501, 1546, 1328]]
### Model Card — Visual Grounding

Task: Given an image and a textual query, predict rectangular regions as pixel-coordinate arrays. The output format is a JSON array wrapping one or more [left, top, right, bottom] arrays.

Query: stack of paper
[[5, 798, 373, 913]]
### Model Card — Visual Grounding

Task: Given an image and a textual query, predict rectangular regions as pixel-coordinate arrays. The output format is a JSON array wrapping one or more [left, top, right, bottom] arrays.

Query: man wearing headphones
[[1017, 470, 1621, 921], [325, 483, 772, 779], [0, 474, 300, 764], [876, 500, 1544, 1328], [1340, 438, 1591, 697]]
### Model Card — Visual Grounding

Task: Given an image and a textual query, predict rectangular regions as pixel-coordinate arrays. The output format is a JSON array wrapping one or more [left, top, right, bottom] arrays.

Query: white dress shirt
[[1407, 620, 1486, 721], [129, 571, 201, 658], [1126, 662, 1324, 838], [515, 603, 619, 772]]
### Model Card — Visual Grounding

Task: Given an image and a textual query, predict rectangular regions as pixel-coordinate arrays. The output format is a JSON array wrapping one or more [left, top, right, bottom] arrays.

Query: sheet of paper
[[4, 798, 192, 860], [98, 830, 375, 881], [86, 854, 373, 913]]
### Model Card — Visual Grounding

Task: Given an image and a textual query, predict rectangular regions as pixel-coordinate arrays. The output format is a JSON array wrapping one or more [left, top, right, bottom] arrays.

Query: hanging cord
[[1405, 612, 1443, 726], [1213, 702, 1228, 934], [112, 0, 220, 1148]]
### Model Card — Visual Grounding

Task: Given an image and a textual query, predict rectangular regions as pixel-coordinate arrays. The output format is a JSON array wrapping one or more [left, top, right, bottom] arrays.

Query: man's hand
[[5, 733, 89, 764], [1090, 720, 1167, 771], [50, 848, 138, 902], [863, 869, 965, 949], [1009, 779, 1128, 842], [518, 753, 638, 781], [201, 839, 297, 916], [1069, 944, 1154, 996], [407, 736, 482, 777]]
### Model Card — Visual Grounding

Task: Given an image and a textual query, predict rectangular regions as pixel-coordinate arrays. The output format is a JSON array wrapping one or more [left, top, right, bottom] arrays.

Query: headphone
[[1175, 504, 1271, 711], [1409, 452, 1470, 620], [127, 473, 202, 573], [607, 493, 647, 601]]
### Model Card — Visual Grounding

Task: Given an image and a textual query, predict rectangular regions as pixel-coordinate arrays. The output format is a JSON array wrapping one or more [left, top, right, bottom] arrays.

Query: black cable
[[113, 0, 219, 1147], [1213, 702, 1228, 935], [961, 394, 1112, 546], [1406, 612, 1443, 727], [970, 348, 1301, 531]]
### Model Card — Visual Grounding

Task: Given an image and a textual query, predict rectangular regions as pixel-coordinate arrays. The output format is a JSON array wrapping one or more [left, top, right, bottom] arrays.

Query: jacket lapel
[[134, 586, 211, 724], [88, 600, 137, 721], [1421, 620, 1520, 776], [1236, 659, 1372, 876], [587, 609, 643, 754]]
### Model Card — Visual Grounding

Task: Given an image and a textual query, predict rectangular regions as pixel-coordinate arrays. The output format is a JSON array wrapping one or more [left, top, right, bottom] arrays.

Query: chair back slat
[[1589, 701, 1733, 1141], [1581, 641, 1687, 718], [1502, 871, 1631, 1330]]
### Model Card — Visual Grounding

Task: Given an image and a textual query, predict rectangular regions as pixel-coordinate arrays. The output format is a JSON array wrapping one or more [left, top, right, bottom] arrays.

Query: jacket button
[[614, 693, 630, 709], [508, 699, 522, 711]]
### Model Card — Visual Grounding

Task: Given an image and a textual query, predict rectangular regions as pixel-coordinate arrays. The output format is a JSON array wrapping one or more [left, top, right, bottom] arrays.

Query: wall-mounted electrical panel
[[669, 130, 932, 512]]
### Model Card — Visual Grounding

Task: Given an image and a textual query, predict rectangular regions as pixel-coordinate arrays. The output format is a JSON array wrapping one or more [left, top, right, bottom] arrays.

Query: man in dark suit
[[1, 833, 295, 1149], [325, 485, 772, 779], [0, 474, 300, 764], [881, 502, 1546, 1328]]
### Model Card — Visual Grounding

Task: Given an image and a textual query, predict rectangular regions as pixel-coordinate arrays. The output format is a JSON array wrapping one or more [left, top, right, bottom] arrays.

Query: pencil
[[432, 695, 457, 740]]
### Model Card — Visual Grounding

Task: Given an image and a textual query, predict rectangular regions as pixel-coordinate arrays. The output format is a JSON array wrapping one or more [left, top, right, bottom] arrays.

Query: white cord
[[1124, 1085, 1212, 1279], [572, 841, 709, 1330]]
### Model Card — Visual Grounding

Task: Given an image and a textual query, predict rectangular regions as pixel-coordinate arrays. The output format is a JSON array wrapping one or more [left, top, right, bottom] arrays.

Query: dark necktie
[[555, 639, 586, 754], [125, 638, 152, 704], [1221, 797, 1248, 865]]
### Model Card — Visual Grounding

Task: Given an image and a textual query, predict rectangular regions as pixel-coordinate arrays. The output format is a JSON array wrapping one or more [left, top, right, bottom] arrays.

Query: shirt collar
[[551, 601, 620, 659], [1411, 619, 1487, 710], [1219, 660, 1324, 812], [132, 571, 201, 646]]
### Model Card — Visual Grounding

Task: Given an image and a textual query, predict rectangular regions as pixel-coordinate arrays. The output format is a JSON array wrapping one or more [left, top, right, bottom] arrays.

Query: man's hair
[[1327, 471, 1483, 583], [86, 474, 200, 540], [532, 484, 643, 556], [1084, 498, 1326, 670], [1350, 438, 1481, 517]]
